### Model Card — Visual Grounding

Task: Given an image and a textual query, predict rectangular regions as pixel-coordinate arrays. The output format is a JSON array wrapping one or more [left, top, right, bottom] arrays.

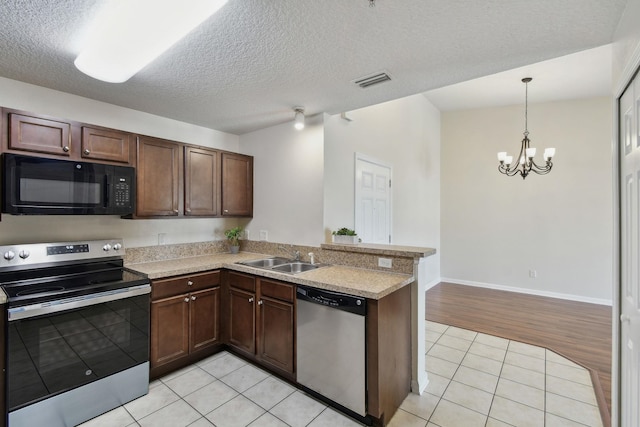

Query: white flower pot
[[332, 235, 359, 244]]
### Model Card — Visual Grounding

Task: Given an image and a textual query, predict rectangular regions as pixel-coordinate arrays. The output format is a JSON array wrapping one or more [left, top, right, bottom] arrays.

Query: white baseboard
[[439, 277, 613, 306], [424, 278, 441, 292]]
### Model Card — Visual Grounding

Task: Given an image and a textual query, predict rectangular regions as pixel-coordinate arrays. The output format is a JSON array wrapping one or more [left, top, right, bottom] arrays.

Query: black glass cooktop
[[0, 259, 149, 307]]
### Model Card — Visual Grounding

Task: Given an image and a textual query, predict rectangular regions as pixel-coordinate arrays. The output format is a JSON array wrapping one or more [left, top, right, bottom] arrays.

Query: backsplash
[[125, 239, 425, 276]]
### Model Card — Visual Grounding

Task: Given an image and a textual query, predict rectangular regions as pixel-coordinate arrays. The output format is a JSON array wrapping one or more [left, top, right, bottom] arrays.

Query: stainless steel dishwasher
[[296, 285, 367, 417]]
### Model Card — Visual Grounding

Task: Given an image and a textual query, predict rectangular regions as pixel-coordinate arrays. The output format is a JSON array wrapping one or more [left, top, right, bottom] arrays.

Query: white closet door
[[619, 71, 640, 427], [355, 154, 392, 244]]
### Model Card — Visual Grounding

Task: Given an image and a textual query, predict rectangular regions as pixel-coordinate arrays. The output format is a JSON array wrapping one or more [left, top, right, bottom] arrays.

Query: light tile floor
[[80, 321, 604, 427]]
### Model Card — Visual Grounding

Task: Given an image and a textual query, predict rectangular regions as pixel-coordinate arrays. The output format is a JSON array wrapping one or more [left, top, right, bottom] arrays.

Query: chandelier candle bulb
[[505, 156, 513, 165], [498, 152, 507, 162], [526, 147, 536, 158]]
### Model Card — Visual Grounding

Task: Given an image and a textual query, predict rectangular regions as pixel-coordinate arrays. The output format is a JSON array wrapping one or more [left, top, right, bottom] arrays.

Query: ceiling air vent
[[354, 71, 391, 88]]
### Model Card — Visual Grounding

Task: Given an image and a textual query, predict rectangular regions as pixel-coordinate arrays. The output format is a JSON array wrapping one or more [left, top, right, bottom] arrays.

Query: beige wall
[[239, 115, 325, 246], [0, 77, 242, 248], [324, 94, 441, 283], [441, 96, 613, 303]]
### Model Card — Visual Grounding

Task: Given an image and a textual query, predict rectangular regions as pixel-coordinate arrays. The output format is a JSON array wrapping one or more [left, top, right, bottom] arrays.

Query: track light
[[294, 108, 305, 130], [74, 0, 228, 83]]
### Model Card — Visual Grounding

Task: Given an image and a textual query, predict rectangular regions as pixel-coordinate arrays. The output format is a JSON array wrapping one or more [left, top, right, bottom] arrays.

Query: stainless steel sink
[[239, 257, 291, 268], [271, 262, 320, 274], [237, 257, 325, 274]]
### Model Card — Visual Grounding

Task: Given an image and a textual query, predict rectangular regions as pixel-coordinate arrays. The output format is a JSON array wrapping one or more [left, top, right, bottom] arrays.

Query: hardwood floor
[[425, 282, 612, 422]]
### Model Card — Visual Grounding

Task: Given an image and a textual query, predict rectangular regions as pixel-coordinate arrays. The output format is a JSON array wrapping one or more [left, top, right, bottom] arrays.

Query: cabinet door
[[221, 152, 253, 216], [136, 136, 182, 216], [189, 287, 220, 352], [185, 147, 219, 216], [228, 287, 256, 354], [9, 113, 72, 156], [81, 126, 132, 164], [258, 296, 294, 374], [151, 294, 189, 368]]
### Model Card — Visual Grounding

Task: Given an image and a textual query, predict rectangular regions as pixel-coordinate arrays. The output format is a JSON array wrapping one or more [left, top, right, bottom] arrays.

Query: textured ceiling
[[0, 0, 629, 135]]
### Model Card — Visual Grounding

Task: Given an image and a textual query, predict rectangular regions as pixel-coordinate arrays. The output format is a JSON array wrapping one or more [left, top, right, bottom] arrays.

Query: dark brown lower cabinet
[[366, 284, 412, 426], [225, 272, 295, 379], [258, 295, 294, 374], [228, 286, 256, 353], [150, 271, 221, 378]]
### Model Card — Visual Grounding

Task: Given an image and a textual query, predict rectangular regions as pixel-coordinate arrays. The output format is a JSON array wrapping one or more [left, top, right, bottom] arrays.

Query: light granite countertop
[[126, 251, 414, 300]]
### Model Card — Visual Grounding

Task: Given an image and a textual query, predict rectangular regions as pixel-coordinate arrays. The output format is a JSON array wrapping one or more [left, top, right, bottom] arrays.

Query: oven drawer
[[152, 270, 220, 299]]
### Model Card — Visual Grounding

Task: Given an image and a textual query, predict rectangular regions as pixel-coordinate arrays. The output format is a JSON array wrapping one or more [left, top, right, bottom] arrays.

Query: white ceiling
[[0, 0, 628, 135], [424, 44, 613, 111]]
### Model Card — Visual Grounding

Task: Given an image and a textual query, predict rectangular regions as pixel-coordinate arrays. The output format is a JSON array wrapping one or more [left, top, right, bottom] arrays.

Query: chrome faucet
[[278, 244, 300, 261]]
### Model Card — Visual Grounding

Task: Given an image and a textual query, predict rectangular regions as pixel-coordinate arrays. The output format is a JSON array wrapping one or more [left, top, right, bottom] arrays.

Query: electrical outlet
[[529, 269, 537, 278], [158, 233, 166, 245], [378, 257, 392, 268], [259, 230, 268, 241], [244, 229, 250, 240]]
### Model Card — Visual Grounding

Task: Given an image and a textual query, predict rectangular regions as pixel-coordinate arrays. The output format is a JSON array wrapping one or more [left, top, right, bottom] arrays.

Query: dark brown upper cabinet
[[185, 146, 219, 216], [135, 136, 182, 217], [221, 152, 253, 217], [3, 109, 133, 165]]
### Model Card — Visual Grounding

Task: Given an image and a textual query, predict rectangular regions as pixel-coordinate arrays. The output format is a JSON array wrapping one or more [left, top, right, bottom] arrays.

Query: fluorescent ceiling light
[[74, 0, 227, 83]]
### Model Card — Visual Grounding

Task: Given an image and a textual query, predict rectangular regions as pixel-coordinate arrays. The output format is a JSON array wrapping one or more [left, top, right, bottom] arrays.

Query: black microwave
[[2, 154, 135, 215]]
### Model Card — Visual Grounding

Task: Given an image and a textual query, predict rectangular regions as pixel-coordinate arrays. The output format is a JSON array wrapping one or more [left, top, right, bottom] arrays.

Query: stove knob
[[19, 250, 30, 259], [3, 251, 15, 261], [102, 244, 111, 252], [113, 243, 122, 251]]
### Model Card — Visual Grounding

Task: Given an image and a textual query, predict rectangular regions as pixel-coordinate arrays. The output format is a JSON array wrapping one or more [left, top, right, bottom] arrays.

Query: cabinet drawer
[[152, 271, 220, 300], [260, 279, 294, 303], [227, 271, 256, 292]]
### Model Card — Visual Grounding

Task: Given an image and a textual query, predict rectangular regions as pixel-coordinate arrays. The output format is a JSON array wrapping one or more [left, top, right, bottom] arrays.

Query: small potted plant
[[331, 227, 360, 244], [224, 226, 243, 254]]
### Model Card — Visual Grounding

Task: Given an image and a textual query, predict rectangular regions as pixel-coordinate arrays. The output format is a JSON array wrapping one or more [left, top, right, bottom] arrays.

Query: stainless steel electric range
[[0, 239, 151, 427]]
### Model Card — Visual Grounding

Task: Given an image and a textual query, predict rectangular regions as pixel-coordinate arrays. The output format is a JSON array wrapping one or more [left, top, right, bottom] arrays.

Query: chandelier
[[497, 77, 555, 179]]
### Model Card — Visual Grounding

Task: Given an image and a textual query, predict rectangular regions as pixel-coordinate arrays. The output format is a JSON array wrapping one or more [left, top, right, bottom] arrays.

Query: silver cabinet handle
[[224, 209, 229, 213], [258, 300, 263, 306], [62, 146, 70, 152], [184, 297, 190, 303], [621, 314, 631, 323], [83, 149, 91, 155], [248, 297, 254, 303], [187, 280, 193, 286], [191, 295, 196, 301], [186, 208, 191, 213]]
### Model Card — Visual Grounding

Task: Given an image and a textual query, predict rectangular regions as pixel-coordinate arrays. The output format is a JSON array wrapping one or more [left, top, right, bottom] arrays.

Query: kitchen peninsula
[[126, 240, 435, 426]]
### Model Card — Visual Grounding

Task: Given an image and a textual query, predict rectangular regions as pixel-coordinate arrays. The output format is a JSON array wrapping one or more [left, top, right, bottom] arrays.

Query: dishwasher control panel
[[296, 285, 366, 316]]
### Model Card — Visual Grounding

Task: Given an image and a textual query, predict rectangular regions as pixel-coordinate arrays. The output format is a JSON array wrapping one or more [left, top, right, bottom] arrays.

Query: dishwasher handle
[[296, 285, 366, 316]]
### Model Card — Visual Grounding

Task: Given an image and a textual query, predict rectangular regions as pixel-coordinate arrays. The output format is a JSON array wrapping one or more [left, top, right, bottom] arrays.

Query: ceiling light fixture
[[294, 108, 305, 130], [74, 0, 228, 83], [497, 78, 555, 179]]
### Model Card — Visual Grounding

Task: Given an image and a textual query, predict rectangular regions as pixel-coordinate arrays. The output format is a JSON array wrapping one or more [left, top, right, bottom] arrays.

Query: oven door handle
[[8, 284, 151, 321]]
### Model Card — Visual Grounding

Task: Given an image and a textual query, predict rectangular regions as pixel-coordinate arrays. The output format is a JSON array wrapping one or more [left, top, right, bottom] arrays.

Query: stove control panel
[[47, 244, 90, 256], [0, 239, 125, 268]]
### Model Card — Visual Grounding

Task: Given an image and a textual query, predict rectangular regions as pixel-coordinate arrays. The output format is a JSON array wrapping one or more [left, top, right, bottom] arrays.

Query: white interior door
[[355, 154, 391, 244], [619, 71, 640, 427]]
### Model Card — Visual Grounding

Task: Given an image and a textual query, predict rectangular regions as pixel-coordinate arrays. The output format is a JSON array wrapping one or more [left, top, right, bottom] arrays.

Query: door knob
[[184, 297, 190, 303], [191, 296, 196, 301], [83, 149, 91, 155], [248, 297, 254, 303], [621, 314, 631, 323], [258, 300, 263, 306], [62, 146, 70, 152], [187, 280, 193, 286]]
